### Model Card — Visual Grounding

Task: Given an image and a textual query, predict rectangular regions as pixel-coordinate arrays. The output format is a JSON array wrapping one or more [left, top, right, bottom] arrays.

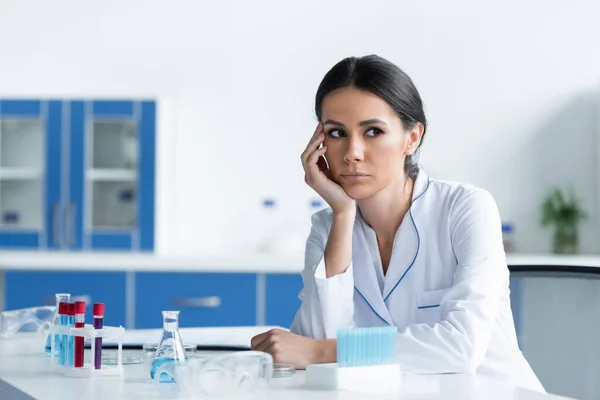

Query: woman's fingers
[[301, 134, 324, 165], [250, 332, 270, 350], [262, 342, 279, 361], [311, 122, 322, 140], [307, 146, 327, 166], [251, 329, 284, 352], [301, 124, 324, 164], [253, 338, 271, 353], [253, 331, 280, 353], [304, 147, 328, 186]]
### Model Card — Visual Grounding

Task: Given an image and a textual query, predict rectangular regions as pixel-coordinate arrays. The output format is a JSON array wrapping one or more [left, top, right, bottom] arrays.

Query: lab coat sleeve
[[289, 212, 355, 339], [395, 187, 507, 374]]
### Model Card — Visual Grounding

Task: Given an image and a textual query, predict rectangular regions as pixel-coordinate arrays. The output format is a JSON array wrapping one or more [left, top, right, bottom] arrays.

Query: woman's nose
[[344, 137, 365, 163]]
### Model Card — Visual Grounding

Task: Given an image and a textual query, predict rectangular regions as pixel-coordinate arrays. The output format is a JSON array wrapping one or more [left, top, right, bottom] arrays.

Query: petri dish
[[272, 363, 296, 378]]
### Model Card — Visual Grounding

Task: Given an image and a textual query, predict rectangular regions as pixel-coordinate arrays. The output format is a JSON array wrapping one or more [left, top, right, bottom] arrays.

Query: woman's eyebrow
[[323, 119, 346, 127], [323, 118, 388, 127], [359, 118, 387, 126]]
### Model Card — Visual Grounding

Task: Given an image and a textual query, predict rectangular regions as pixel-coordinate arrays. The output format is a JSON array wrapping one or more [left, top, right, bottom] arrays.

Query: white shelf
[[0, 251, 598, 273], [0, 250, 306, 273], [87, 169, 136, 181], [0, 168, 42, 180]]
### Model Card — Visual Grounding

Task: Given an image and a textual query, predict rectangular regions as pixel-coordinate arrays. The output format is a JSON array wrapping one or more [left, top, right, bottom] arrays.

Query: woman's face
[[321, 86, 422, 200]]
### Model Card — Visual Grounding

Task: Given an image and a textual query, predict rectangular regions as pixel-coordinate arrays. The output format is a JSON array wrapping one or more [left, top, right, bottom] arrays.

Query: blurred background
[[0, 0, 598, 256], [1, 1, 600, 397]]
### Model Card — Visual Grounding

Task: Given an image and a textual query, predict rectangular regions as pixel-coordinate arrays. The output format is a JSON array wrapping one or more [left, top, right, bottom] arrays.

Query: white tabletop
[[0, 332, 573, 400]]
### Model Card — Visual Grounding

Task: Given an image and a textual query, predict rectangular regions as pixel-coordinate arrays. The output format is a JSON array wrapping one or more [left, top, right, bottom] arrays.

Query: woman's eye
[[366, 128, 384, 137], [327, 129, 345, 138]]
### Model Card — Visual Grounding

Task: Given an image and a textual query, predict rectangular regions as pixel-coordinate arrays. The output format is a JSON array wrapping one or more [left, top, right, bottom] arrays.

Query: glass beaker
[[45, 293, 70, 355], [150, 310, 188, 382]]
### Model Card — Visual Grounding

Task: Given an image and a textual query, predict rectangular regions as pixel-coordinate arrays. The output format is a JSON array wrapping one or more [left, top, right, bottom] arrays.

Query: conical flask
[[45, 293, 70, 355], [151, 310, 188, 382]]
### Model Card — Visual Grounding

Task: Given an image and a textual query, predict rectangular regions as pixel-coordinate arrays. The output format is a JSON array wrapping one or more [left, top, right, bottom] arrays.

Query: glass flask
[[44, 293, 70, 355], [150, 310, 188, 382]]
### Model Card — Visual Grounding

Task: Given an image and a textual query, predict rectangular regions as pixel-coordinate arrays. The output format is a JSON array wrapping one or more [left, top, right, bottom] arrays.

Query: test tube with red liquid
[[74, 301, 86, 368]]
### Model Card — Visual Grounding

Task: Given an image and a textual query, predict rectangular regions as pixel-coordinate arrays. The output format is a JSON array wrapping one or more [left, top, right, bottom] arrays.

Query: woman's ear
[[405, 123, 424, 155]]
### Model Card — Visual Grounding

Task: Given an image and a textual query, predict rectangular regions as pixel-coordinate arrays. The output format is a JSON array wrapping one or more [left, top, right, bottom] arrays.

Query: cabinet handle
[[173, 296, 222, 308], [66, 203, 77, 246], [52, 203, 63, 247]]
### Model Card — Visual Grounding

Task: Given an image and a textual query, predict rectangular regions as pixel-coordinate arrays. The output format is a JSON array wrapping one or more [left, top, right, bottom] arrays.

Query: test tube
[[57, 302, 68, 365], [93, 303, 104, 370], [66, 302, 75, 367], [74, 301, 86, 368]]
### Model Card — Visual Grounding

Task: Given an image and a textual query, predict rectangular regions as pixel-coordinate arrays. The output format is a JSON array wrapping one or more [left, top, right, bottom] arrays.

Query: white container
[[49, 323, 125, 378], [306, 362, 402, 393]]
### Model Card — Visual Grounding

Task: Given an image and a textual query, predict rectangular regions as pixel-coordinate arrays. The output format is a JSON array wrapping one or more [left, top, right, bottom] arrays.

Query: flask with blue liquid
[[151, 311, 188, 382]]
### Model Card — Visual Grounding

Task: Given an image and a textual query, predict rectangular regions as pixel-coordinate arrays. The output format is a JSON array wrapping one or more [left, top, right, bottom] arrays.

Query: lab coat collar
[[353, 223, 395, 325], [382, 167, 430, 301], [353, 167, 431, 324]]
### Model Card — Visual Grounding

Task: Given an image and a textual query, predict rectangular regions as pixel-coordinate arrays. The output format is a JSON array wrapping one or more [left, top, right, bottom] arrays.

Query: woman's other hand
[[250, 328, 335, 369]]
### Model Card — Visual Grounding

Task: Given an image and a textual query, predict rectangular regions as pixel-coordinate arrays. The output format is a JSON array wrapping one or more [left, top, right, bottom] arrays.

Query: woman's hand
[[301, 123, 355, 214], [250, 329, 334, 369]]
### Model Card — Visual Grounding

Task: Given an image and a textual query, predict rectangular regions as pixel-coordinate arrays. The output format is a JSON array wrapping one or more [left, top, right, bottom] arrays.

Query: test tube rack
[[48, 323, 125, 378]]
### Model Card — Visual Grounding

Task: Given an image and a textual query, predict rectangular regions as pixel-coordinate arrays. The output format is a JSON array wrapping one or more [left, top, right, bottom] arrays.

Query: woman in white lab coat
[[251, 55, 545, 393]]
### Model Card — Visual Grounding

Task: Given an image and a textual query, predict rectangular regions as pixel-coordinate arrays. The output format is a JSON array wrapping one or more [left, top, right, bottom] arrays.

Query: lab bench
[[0, 330, 569, 400]]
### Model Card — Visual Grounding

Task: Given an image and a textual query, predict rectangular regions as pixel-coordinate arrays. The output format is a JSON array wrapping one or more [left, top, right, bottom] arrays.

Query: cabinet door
[[265, 274, 303, 329], [0, 100, 62, 249], [4, 270, 126, 327], [135, 272, 257, 329], [69, 100, 156, 251]]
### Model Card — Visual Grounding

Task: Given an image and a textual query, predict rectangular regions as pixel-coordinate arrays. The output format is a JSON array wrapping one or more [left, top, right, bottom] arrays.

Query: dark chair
[[510, 264, 600, 400]]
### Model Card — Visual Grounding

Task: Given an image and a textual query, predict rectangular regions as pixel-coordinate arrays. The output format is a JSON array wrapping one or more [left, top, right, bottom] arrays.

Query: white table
[[0, 332, 573, 400]]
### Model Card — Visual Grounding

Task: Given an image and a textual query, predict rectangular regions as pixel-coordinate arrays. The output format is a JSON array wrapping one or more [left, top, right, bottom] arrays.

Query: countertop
[[1, 251, 599, 273], [0, 331, 573, 400]]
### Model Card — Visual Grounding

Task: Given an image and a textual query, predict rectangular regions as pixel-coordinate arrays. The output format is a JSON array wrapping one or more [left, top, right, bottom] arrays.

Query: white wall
[[0, 0, 599, 255]]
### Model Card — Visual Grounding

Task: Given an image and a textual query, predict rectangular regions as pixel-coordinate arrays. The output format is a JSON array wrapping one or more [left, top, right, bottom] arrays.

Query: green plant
[[540, 186, 587, 254]]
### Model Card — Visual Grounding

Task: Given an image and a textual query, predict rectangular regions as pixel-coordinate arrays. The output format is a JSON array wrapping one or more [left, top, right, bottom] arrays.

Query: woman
[[251, 55, 544, 393]]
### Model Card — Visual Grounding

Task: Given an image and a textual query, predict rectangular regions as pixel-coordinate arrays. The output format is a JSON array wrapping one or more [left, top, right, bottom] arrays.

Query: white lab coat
[[290, 168, 545, 393]]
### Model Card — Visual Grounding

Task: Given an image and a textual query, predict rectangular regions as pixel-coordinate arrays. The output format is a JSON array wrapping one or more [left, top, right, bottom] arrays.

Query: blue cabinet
[[69, 101, 155, 250], [265, 274, 303, 329], [135, 272, 257, 329], [2, 270, 303, 331], [0, 100, 62, 248], [4, 270, 127, 327], [0, 99, 156, 251]]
